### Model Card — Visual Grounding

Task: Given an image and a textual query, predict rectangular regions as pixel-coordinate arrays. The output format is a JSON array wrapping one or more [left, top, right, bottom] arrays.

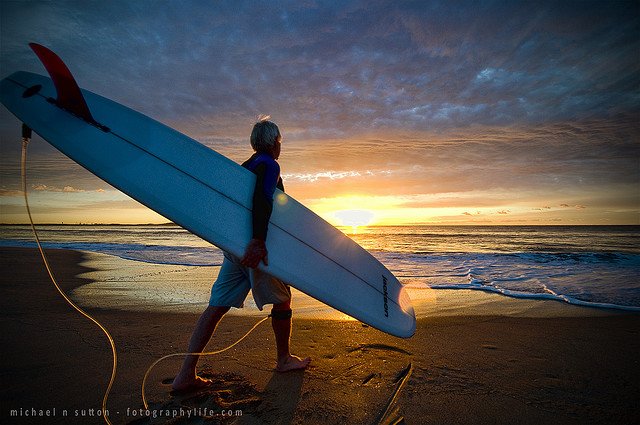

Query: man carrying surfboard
[[172, 119, 311, 392]]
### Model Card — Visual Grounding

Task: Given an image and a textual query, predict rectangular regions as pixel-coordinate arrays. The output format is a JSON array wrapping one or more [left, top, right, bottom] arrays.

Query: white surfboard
[[0, 44, 415, 338]]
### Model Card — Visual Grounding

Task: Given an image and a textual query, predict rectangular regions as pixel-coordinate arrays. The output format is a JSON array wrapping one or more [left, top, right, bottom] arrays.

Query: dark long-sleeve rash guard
[[242, 152, 284, 241]]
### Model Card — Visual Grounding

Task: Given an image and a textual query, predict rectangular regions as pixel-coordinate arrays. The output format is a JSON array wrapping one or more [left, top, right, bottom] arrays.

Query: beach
[[1, 247, 639, 424]]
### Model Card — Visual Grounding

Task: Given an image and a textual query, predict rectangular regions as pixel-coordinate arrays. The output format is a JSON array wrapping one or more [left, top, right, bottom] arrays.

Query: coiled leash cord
[[21, 125, 117, 425], [141, 315, 269, 409]]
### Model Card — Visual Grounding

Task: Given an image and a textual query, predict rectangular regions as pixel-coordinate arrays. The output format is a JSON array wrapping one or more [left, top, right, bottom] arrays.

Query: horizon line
[[1, 223, 638, 227]]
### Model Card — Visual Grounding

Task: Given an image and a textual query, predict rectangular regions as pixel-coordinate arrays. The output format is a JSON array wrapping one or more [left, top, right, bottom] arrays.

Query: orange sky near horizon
[[1, 124, 637, 226]]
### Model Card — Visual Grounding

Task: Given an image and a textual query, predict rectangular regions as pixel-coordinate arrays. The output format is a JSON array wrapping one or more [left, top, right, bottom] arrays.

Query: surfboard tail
[[29, 43, 96, 125]]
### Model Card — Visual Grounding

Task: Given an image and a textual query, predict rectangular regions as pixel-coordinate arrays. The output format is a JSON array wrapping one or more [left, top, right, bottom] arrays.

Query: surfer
[[172, 119, 311, 392]]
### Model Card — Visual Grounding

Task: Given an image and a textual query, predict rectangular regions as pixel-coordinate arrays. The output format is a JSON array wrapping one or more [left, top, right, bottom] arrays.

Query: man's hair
[[250, 120, 281, 153]]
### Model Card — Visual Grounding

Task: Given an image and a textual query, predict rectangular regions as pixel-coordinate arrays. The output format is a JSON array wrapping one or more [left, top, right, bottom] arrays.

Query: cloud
[[75, 199, 147, 210], [283, 170, 391, 182], [560, 203, 587, 209], [0, 188, 23, 197], [31, 184, 104, 193], [3, 0, 638, 135], [273, 117, 639, 201]]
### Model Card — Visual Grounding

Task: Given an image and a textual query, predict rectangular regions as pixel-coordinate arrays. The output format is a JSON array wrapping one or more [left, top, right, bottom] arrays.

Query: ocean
[[1, 224, 639, 313]]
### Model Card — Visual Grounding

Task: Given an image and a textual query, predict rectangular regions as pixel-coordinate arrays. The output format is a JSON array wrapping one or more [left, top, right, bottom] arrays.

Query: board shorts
[[209, 251, 291, 310]]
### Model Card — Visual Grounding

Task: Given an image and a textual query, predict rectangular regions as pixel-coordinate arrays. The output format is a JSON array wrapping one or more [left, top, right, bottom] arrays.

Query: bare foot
[[171, 375, 212, 392], [276, 355, 311, 372]]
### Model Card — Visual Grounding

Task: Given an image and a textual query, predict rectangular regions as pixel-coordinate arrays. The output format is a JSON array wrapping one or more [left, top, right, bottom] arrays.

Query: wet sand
[[1, 247, 639, 424]]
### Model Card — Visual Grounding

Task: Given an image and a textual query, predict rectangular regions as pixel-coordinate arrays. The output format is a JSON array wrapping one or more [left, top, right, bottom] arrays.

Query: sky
[[1, 0, 639, 226]]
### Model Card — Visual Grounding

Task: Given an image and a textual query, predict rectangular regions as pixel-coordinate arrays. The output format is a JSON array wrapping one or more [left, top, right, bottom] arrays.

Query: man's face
[[271, 139, 281, 160]]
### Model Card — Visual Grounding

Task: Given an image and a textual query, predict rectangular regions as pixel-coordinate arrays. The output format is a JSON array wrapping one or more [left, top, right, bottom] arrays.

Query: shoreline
[[36, 248, 637, 319], [1, 247, 639, 424]]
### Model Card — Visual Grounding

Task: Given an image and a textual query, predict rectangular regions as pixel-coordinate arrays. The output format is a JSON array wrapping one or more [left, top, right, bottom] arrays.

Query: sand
[[1, 247, 639, 424]]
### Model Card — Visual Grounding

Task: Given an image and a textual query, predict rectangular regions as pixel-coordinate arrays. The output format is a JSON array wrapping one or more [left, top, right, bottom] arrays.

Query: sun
[[333, 209, 375, 234]]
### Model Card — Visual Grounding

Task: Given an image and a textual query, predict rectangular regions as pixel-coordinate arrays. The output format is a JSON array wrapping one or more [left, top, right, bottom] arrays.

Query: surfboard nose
[[396, 286, 416, 337]]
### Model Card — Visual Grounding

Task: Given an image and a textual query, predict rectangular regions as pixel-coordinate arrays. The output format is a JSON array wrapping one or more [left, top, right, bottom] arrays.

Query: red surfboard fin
[[29, 43, 96, 125]]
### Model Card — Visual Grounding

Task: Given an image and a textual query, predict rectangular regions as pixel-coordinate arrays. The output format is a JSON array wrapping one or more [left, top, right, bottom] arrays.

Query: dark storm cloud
[[2, 0, 637, 137]]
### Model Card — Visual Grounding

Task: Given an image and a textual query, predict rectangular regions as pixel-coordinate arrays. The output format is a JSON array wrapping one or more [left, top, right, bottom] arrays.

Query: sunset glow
[[333, 209, 375, 233], [0, 2, 638, 226]]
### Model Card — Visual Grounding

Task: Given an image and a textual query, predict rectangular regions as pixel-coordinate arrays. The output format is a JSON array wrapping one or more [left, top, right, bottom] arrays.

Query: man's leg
[[271, 301, 311, 372], [172, 305, 230, 391]]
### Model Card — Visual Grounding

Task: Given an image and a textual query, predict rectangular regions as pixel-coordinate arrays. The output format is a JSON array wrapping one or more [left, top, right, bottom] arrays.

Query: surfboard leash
[[141, 315, 269, 409], [20, 124, 118, 425]]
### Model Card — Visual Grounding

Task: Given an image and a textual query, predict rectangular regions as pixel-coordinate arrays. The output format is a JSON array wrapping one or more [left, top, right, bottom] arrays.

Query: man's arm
[[250, 162, 275, 241], [241, 161, 279, 268]]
